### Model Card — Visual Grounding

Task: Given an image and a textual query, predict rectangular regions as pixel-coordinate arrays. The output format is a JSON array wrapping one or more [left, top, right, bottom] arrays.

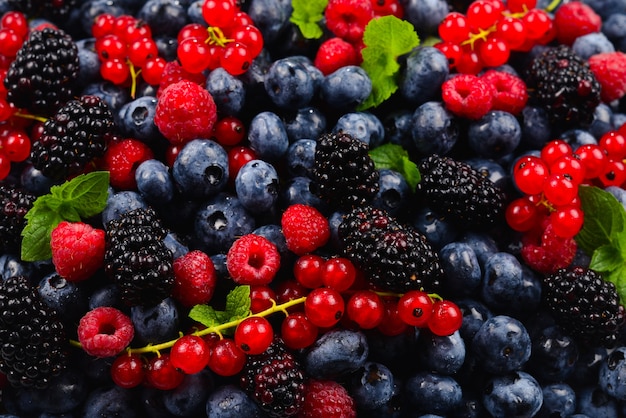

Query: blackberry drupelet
[[104, 207, 174, 307], [338, 205, 444, 293], [240, 337, 306, 417], [7, 0, 78, 23], [525, 45, 601, 128], [543, 266, 626, 347], [311, 131, 379, 210], [416, 154, 505, 228], [30, 95, 114, 181], [0, 275, 68, 389], [0, 185, 36, 254], [4, 27, 79, 116]]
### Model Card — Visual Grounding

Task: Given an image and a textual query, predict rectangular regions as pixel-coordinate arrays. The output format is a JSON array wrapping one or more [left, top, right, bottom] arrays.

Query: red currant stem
[[206, 26, 233, 47], [14, 111, 47, 123], [127, 60, 140, 99], [460, 26, 495, 49], [545, 0, 561, 12]]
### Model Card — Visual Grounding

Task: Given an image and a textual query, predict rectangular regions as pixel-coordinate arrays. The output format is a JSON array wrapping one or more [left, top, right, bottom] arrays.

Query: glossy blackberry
[[525, 45, 601, 128], [4, 27, 79, 116], [415, 154, 505, 228], [240, 337, 306, 417], [0, 275, 68, 389], [7, 0, 78, 23], [30, 95, 114, 181], [338, 205, 443, 293], [543, 266, 626, 347], [0, 185, 36, 254], [104, 207, 174, 307], [311, 131, 379, 210]]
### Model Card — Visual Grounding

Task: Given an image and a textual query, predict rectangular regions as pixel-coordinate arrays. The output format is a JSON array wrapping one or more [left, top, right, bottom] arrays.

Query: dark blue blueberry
[[194, 193, 256, 253], [520, 105, 552, 150], [334, 112, 385, 148], [172, 139, 229, 199], [163, 232, 189, 260], [384, 110, 415, 152], [599, 347, 626, 400], [603, 13, 626, 46], [401, 0, 449, 38], [539, 383, 577, 418], [79, 0, 127, 35], [75, 38, 100, 87], [247, 111, 290, 162], [206, 68, 246, 116], [210, 253, 229, 281], [576, 386, 619, 418], [163, 371, 213, 417], [410, 101, 459, 156], [465, 158, 510, 192], [37, 273, 88, 325], [252, 224, 288, 257], [286, 139, 316, 177], [82, 385, 140, 417], [328, 210, 345, 250], [141, 386, 171, 418], [305, 329, 369, 379], [81, 82, 130, 114], [205, 384, 264, 417], [482, 371, 543, 418], [19, 163, 61, 196], [372, 169, 410, 218], [580, 0, 626, 20], [101, 191, 148, 227], [131, 297, 180, 345], [589, 103, 615, 140], [0, 254, 34, 281], [153, 34, 178, 62], [349, 361, 395, 411], [458, 231, 498, 268], [320, 66, 372, 110], [235, 159, 279, 213], [88, 283, 124, 311], [409, 208, 458, 250], [418, 330, 466, 375], [280, 176, 328, 212], [284, 107, 327, 143], [404, 371, 463, 415], [612, 112, 626, 129], [300, 58, 325, 94], [247, 0, 292, 43], [137, 0, 188, 37], [117, 96, 164, 144], [401, 47, 449, 105], [573, 32, 615, 60], [468, 111, 521, 159], [264, 57, 315, 109], [135, 159, 174, 204], [448, 393, 489, 418], [527, 325, 579, 382], [366, 328, 420, 373], [560, 128, 598, 150], [472, 315, 532, 374], [186, 0, 204, 24], [455, 298, 492, 345], [606, 186, 626, 209], [439, 242, 482, 298], [569, 346, 609, 390]]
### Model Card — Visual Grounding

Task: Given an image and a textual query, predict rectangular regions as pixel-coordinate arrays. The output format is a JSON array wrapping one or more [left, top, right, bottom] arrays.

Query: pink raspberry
[[172, 250, 217, 307], [298, 379, 357, 418], [100, 137, 154, 190], [480, 70, 528, 115], [314, 37, 360, 76], [281, 204, 330, 256], [157, 60, 206, 98], [227, 234, 281, 285], [589, 52, 626, 103], [554, 1, 602, 46], [325, 0, 374, 43], [154, 80, 218, 145], [520, 223, 577, 275], [442, 74, 493, 120], [50, 221, 105, 282], [77, 307, 134, 358]]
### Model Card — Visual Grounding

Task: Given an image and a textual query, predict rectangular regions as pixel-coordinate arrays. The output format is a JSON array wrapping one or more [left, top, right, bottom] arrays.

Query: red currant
[[110, 354, 145, 389], [346, 290, 384, 329], [478, 37, 510, 68], [178, 23, 209, 43], [438, 12, 470, 44], [92, 13, 116, 38], [1, 129, 30, 162], [304, 287, 344, 328], [599, 160, 626, 188], [549, 205, 584, 238], [377, 297, 409, 336], [202, 0, 237, 28], [549, 155, 585, 185], [234, 316, 274, 355], [428, 300, 463, 336], [542, 174, 578, 206], [231, 25, 263, 58], [506, 0, 537, 13], [145, 354, 184, 390], [397, 290, 433, 327], [228, 146, 257, 182], [177, 38, 212, 74], [599, 130, 626, 161], [574, 143, 608, 179], [495, 17, 526, 50], [0, 29, 22, 57], [127, 37, 158, 68], [541, 139, 572, 167], [100, 58, 130, 85], [220, 42, 251, 76], [212, 116, 246, 146], [322, 257, 356, 292], [513, 155, 549, 195], [466, 0, 502, 30], [170, 335, 210, 374], [281, 312, 318, 350], [207, 338, 246, 376], [293, 254, 325, 289], [1, 11, 28, 40], [249, 284, 276, 314], [95, 34, 127, 61], [505, 197, 540, 232], [142, 57, 166, 85]]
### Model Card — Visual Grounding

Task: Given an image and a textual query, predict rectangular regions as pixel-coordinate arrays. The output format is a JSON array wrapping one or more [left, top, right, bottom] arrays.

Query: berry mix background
[[1, 0, 626, 416]]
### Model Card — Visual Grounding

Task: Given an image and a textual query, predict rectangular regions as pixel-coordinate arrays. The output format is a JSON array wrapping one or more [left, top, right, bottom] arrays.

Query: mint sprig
[[289, 0, 328, 39], [21, 171, 110, 262], [369, 143, 420, 192], [189, 285, 252, 334]]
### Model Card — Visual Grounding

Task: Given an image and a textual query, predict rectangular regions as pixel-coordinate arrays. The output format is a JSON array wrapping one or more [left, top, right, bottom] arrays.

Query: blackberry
[[240, 337, 306, 417], [543, 266, 626, 347], [415, 154, 505, 228], [30, 95, 114, 181], [525, 45, 601, 128], [0, 275, 68, 389], [7, 0, 78, 23], [338, 205, 443, 293], [104, 207, 174, 307], [311, 131, 379, 210], [0, 184, 36, 254], [4, 27, 79, 116]]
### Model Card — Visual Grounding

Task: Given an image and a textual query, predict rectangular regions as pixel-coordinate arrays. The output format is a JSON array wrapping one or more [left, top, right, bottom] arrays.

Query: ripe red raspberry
[[520, 223, 577, 275], [50, 221, 105, 282], [77, 307, 134, 358], [298, 379, 357, 418], [101, 137, 154, 190], [553, 1, 602, 46], [172, 250, 217, 307], [157, 60, 206, 98], [154, 80, 218, 146], [314, 37, 360, 76], [441, 74, 493, 120], [480, 70, 528, 115], [325, 0, 375, 43], [589, 52, 626, 103], [227, 234, 281, 285], [281, 204, 330, 256]]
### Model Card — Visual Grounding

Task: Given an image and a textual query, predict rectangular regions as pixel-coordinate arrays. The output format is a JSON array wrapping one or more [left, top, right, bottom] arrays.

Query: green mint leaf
[[357, 15, 419, 110], [289, 0, 327, 39], [369, 143, 420, 192], [224, 285, 252, 321], [589, 244, 624, 273], [576, 185, 626, 255], [50, 171, 110, 218], [188, 304, 221, 328], [21, 203, 63, 261]]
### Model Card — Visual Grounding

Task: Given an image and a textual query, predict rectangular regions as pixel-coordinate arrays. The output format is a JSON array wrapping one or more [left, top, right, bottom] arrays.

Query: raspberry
[[172, 250, 217, 307], [100, 137, 154, 190], [157, 60, 206, 98], [77, 307, 134, 358], [588, 52, 626, 103], [520, 223, 577, 275], [480, 70, 528, 115], [553, 1, 602, 46], [281, 204, 330, 256], [227, 234, 281, 285], [441, 74, 493, 120], [298, 379, 357, 418], [324, 0, 374, 43], [50, 221, 106, 282], [154, 80, 218, 146], [313, 37, 359, 76]]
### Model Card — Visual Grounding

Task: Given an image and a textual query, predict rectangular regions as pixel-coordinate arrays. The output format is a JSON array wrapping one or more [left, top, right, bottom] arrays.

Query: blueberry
[[163, 232, 189, 260], [75, 38, 100, 87], [404, 371, 463, 415], [409, 208, 458, 250], [305, 329, 369, 379], [465, 158, 510, 192], [235, 159, 280, 213], [482, 371, 543, 418], [333, 112, 385, 147], [153, 34, 178, 62], [599, 347, 626, 400], [384, 110, 415, 152], [101, 190, 148, 227], [0, 254, 34, 281], [88, 283, 124, 311], [472, 315, 532, 374], [366, 328, 420, 373], [82, 385, 140, 417], [372, 169, 410, 218], [247, 0, 292, 43], [131, 297, 180, 345], [527, 324, 579, 382], [349, 361, 395, 411], [163, 371, 213, 417], [186, 0, 204, 24], [81, 82, 130, 113], [247, 111, 290, 162], [320, 65, 372, 110], [410, 101, 459, 156], [602, 13, 626, 45], [455, 298, 493, 345], [135, 159, 174, 204], [573, 32, 615, 60], [17, 368, 88, 415], [37, 273, 88, 325], [19, 163, 61, 196], [439, 242, 482, 298], [560, 128, 598, 150], [206, 67, 246, 116], [280, 176, 328, 212], [137, 0, 188, 37], [520, 105, 552, 150], [205, 384, 264, 417], [172, 139, 229, 199], [468, 110, 522, 159], [580, 0, 626, 20], [117, 96, 164, 144], [401, 0, 449, 38], [401, 47, 449, 105], [589, 103, 615, 140], [264, 57, 315, 109], [286, 139, 316, 177], [605, 185, 626, 209], [459, 231, 499, 269], [284, 107, 327, 143], [539, 383, 577, 418], [576, 386, 619, 418], [417, 330, 466, 375]]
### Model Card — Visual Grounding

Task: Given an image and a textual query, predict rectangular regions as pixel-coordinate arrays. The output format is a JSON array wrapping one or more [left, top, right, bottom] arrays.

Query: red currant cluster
[[435, 0, 555, 74], [176, 0, 263, 76], [0, 125, 31, 179], [0, 11, 28, 123], [507, 124, 626, 239]]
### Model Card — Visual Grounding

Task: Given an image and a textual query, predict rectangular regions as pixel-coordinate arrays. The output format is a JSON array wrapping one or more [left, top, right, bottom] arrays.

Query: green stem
[[545, 0, 562, 13], [14, 111, 47, 123]]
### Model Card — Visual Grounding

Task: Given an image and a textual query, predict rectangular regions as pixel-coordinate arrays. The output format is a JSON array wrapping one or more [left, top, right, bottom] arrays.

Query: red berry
[[281, 312, 318, 350], [304, 287, 345, 328], [377, 297, 409, 336], [541, 139, 572, 167], [554, 1, 602, 46], [207, 338, 246, 376], [170, 335, 211, 374], [146, 354, 185, 390], [77, 307, 134, 358], [477, 37, 510, 68], [542, 174, 578, 206], [294, 254, 326, 289], [505, 197, 541, 232], [212, 116, 246, 146], [226, 234, 281, 285], [549, 155, 585, 185], [299, 379, 357, 418], [441, 74, 493, 120], [574, 143, 608, 180], [202, 0, 237, 28], [172, 250, 217, 307], [325, 0, 374, 43], [234, 316, 274, 355], [438, 12, 470, 44], [313, 37, 359, 76], [50, 221, 106, 282], [177, 37, 212, 74], [230, 24, 264, 58], [480, 70, 528, 115], [588, 52, 626, 103], [466, 0, 502, 30], [249, 285, 276, 314], [141, 57, 166, 85], [346, 290, 384, 329], [220, 42, 252, 76], [599, 130, 626, 161], [227, 146, 257, 182], [397, 290, 433, 327], [322, 257, 356, 292], [157, 60, 206, 97], [512, 155, 549, 195], [111, 354, 145, 389], [599, 160, 626, 188], [101, 137, 154, 190], [281, 204, 330, 256], [428, 300, 462, 336], [549, 205, 584, 238], [2, 11, 28, 39], [1, 129, 30, 162], [521, 223, 577, 274]]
